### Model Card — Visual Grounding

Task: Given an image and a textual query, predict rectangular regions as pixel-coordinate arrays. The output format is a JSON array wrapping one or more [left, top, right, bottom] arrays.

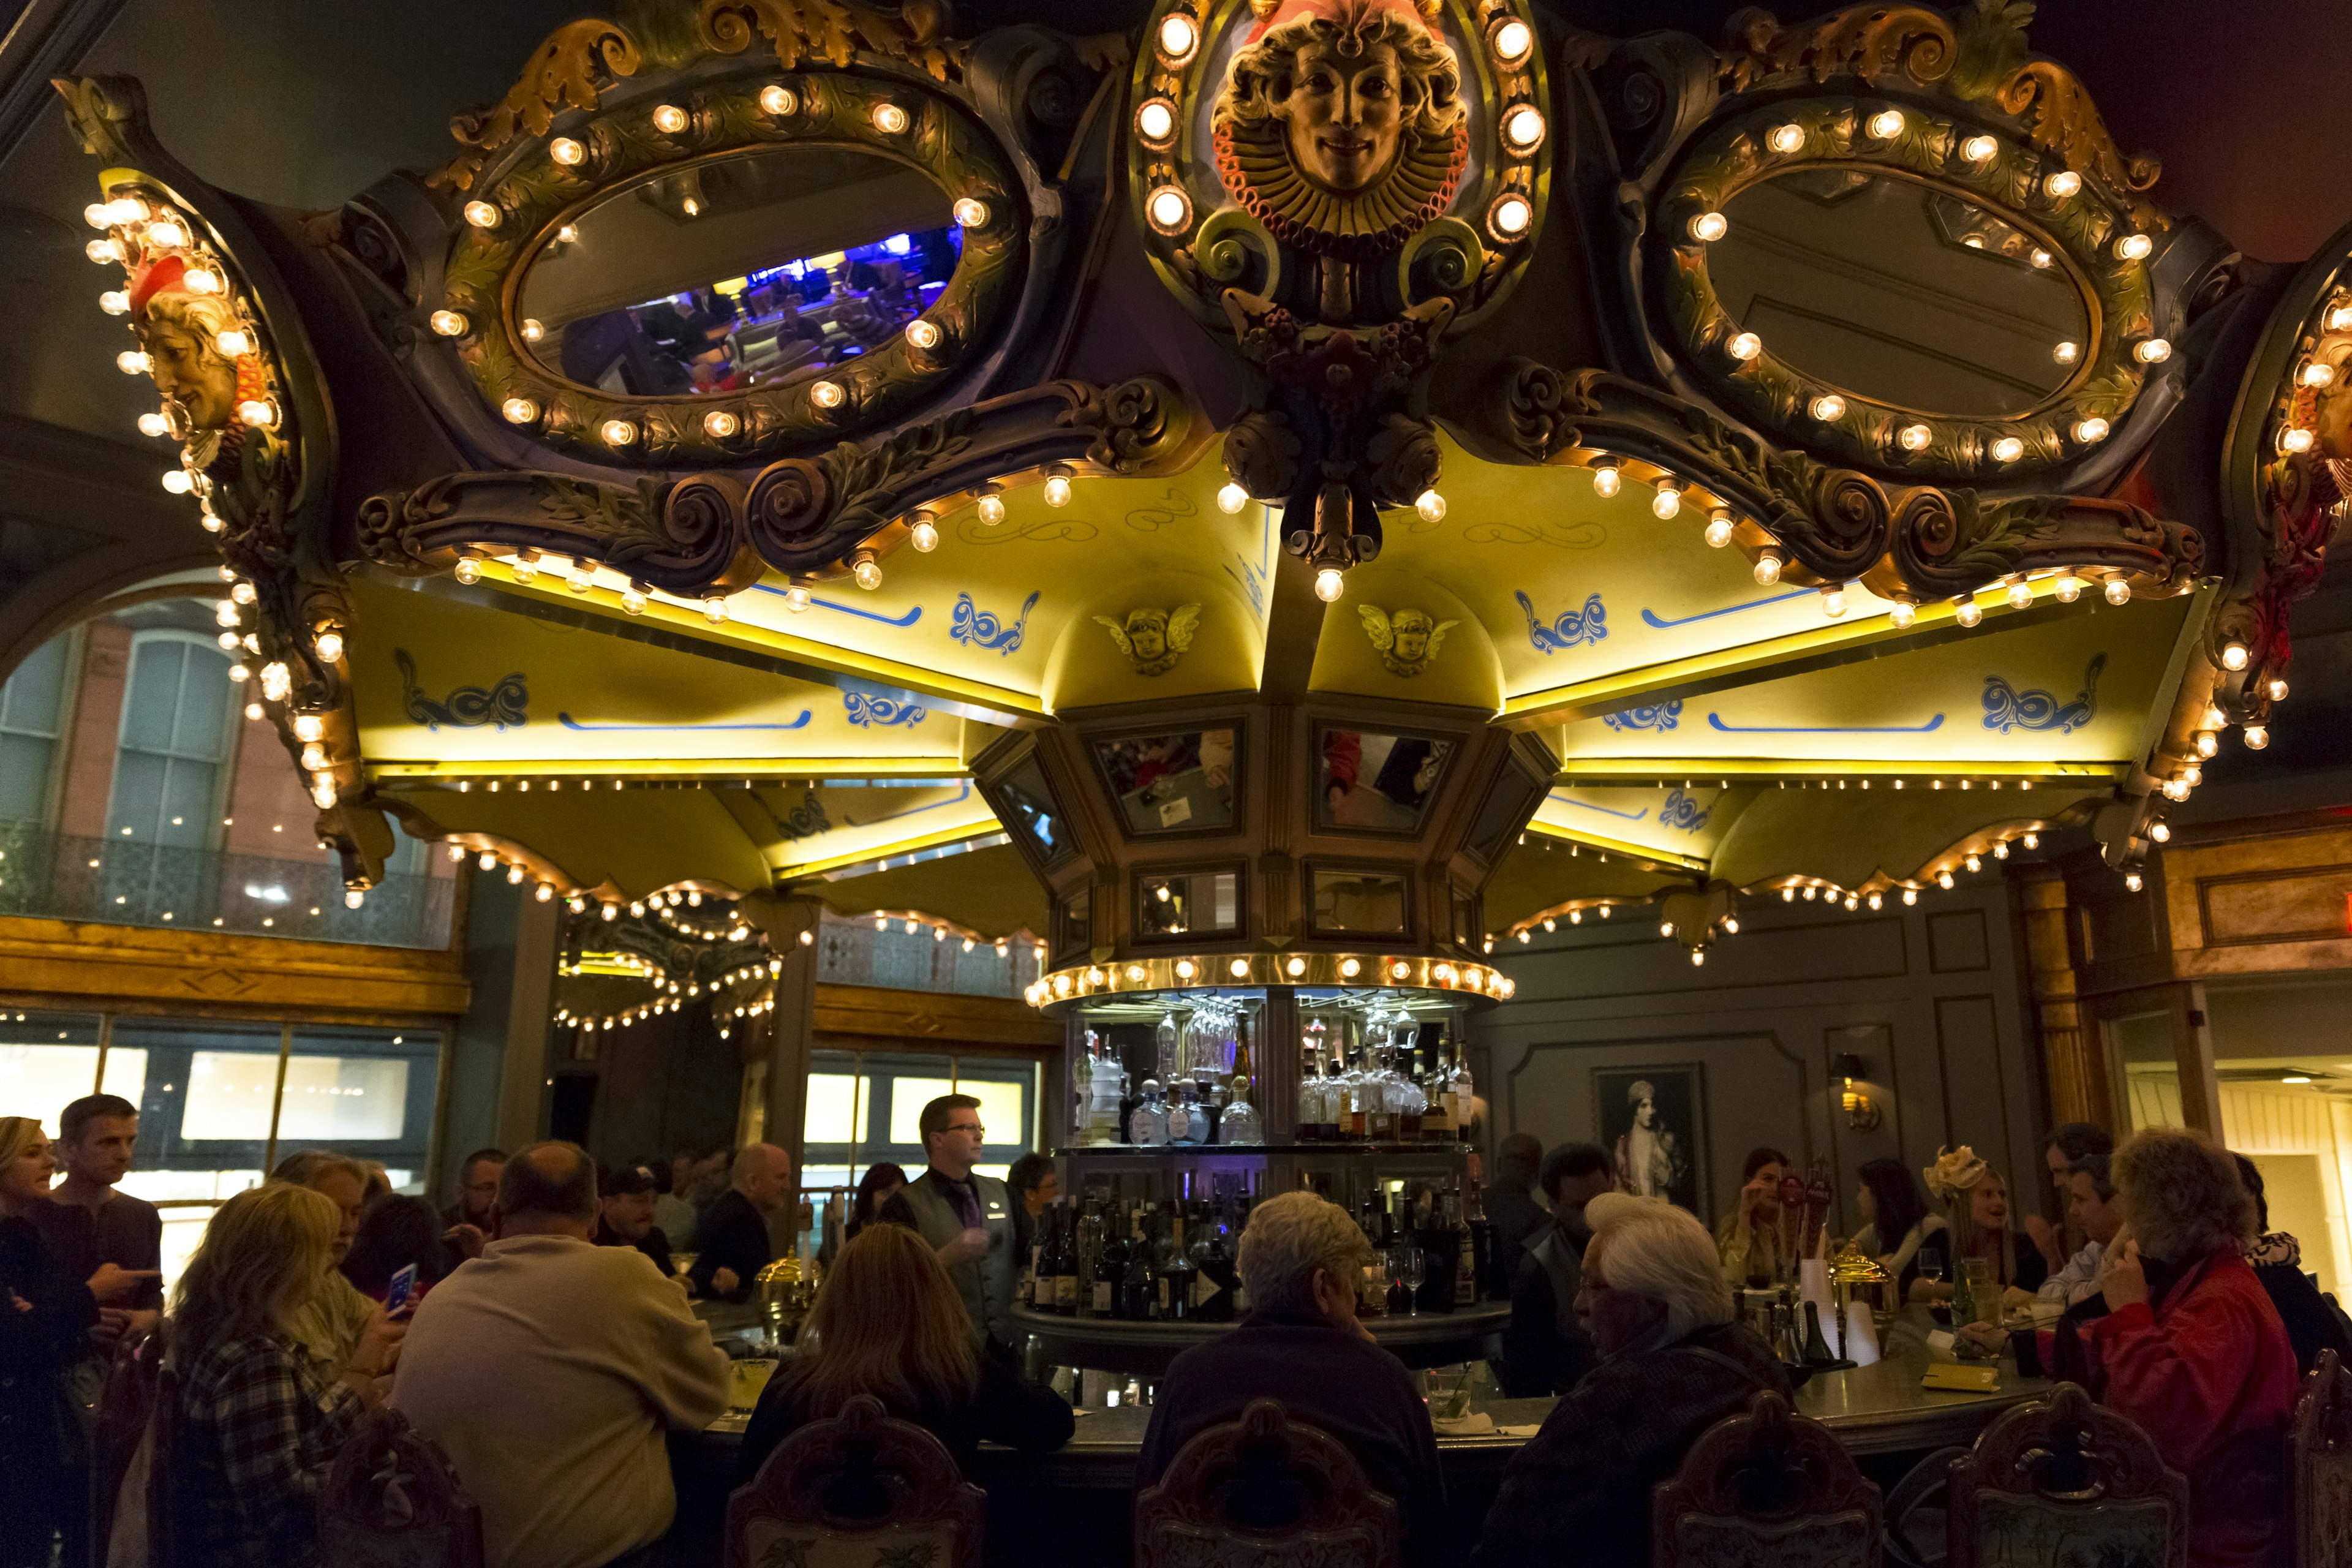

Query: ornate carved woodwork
[[1650, 1390, 1883, 1568], [317, 1407, 486, 1568], [2294, 1349, 2352, 1568], [726, 1393, 987, 1568], [1946, 1382, 2190, 1568], [1134, 1396, 1401, 1568]]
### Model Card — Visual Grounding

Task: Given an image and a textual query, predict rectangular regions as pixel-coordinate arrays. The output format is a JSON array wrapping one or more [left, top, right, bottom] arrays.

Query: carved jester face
[[1278, 33, 1407, 194], [142, 300, 241, 431]]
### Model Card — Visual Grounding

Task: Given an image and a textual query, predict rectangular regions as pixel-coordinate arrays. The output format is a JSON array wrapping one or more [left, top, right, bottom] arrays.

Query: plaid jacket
[[176, 1330, 362, 1568]]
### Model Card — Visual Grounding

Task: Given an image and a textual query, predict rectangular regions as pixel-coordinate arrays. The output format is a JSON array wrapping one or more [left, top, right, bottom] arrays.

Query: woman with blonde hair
[[172, 1182, 402, 1567], [737, 1221, 1071, 1480], [1909, 1146, 2048, 1307], [2084, 1127, 2294, 1568]]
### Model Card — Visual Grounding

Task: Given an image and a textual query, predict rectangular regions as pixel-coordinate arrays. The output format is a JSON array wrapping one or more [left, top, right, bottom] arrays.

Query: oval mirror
[[1706, 168, 2092, 419], [516, 146, 960, 398]]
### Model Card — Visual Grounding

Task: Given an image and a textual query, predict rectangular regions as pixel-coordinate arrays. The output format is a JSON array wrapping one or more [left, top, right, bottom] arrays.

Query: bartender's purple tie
[[946, 1177, 982, 1230]]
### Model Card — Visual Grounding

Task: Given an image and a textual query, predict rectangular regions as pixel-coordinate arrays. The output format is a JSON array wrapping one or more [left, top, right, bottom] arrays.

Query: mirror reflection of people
[[594, 1164, 676, 1280], [1321, 730, 1444, 830], [1612, 1080, 1681, 1200], [688, 1144, 793, 1301]]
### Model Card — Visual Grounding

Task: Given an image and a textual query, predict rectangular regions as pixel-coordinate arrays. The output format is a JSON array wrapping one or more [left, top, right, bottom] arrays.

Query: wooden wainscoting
[[812, 981, 1062, 1052]]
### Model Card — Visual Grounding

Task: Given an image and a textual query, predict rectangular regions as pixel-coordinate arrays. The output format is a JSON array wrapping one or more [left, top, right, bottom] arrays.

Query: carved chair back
[[1946, 1382, 2188, 1568], [2295, 1348, 2352, 1568], [316, 1405, 484, 1568], [1649, 1389, 1883, 1568], [1133, 1396, 1401, 1568], [725, 1393, 986, 1568]]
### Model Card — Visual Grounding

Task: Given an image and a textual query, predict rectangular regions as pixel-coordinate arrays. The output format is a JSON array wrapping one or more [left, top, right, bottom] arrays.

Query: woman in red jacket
[[2084, 1127, 2296, 1568]]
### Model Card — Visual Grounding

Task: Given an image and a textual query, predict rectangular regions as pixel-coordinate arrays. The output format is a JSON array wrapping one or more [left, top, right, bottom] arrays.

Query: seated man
[[595, 1163, 676, 1279], [2040, 1150, 2124, 1308], [688, 1143, 791, 1300], [1500, 1141, 1615, 1396], [1471, 1196, 1792, 1568], [1136, 1191, 1445, 1567], [391, 1142, 729, 1568]]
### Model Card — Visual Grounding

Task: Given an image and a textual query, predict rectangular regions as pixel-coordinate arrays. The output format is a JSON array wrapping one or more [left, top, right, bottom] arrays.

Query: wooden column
[[2173, 980, 2225, 1138], [494, 890, 561, 1152], [2015, 865, 2111, 1131]]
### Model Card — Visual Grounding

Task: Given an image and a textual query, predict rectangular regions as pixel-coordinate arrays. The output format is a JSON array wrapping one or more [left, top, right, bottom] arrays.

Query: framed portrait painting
[[1594, 1064, 1709, 1218]]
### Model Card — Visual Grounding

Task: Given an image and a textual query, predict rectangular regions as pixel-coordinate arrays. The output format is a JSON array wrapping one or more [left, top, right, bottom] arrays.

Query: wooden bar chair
[[1134, 1397, 1400, 1568], [315, 1406, 484, 1568], [1650, 1389, 1883, 1567], [725, 1395, 984, 1568], [2294, 1347, 2352, 1568], [1946, 1382, 2188, 1568]]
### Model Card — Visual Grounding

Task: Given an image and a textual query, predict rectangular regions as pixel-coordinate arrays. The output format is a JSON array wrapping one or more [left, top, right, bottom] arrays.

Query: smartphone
[[386, 1262, 418, 1318]]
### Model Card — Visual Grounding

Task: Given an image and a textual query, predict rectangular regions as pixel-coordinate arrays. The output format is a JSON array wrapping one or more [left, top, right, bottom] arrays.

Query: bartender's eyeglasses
[[944, 1120, 985, 1137]]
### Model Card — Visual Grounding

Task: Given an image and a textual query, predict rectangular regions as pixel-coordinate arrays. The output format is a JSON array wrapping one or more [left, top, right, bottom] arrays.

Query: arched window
[[0, 633, 73, 826], [106, 630, 235, 850]]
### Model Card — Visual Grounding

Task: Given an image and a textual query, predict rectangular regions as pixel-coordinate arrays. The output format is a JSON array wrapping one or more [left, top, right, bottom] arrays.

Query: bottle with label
[[1129, 1079, 1170, 1145], [1093, 1213, 1124, 1319], [1218, 1076, 1264, 1145], [1052, 1205, 1079, 1315], [1029, 1202, 1056, 1313], [1230, 1197, 1253, 1316], [1120, 1210, 1155, 1319], [1161, 1211, 1196, 1322], [1074, 1200, 1102, 1318]]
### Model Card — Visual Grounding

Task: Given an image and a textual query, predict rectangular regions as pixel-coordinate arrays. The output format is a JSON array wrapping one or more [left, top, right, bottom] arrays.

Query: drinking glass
[[1915, 1247, 1945, 1287], [1402, 1248, 1427, 1315], [1387, 1248, 1408, 1311]]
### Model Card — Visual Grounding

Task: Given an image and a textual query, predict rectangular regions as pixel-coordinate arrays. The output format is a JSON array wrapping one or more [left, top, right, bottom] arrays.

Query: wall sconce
[[1831, 1053, 1882, 1131]]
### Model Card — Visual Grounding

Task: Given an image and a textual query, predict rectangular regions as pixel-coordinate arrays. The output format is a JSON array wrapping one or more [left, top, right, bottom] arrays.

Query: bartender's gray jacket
[[884, 1169, 1020, 1349]]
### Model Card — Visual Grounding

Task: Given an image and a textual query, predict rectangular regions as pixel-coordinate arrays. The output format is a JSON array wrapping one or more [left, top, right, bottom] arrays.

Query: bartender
[[880, 1094, 1020, 1352]]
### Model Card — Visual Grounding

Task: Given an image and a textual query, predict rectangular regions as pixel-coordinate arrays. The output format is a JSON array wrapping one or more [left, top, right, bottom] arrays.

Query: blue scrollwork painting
[[1660, 788, 1713, 832], [845, 691, 927, 728], [1983, 654, 2106, 735], [1602, 699, 1683, 732], [1517, 590, 1607, 654], [396, 649, 526, 731], [950, 590, 1040, 656]]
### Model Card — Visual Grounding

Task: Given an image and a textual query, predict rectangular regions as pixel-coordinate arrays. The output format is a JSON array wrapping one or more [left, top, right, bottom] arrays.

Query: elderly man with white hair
[[1136, 1190, 1446, 1567], [1469, 1193, 1790, 1568]]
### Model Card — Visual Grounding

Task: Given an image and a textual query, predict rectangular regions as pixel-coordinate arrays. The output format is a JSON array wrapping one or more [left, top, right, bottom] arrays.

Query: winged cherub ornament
[[1360, 605, 1457, 675], [1096, 605, 1202, 676]]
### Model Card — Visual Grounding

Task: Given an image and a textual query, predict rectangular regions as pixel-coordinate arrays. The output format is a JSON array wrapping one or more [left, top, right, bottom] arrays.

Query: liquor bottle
[[1155, 1010, 1180, 1082], [1120, 1210, 1155, 1320], [1230, 1196, 1253, 1317], [1460, 1180, 1489, 1303], [1421, 1040, 1456, 1142], [1802, 1299, 1834, 1364], [1130, 1079, 1171, 1145], [1161, 1209, 1197, 1322], [1218, 1075, 1264, 1145], [1450, 1043, 1476, 1139], [1189, 1204, 1233, 1322], [1052, 1204, 1079, 1315], [1074, 1200, 1102, 1318], [1028, 1203, 1055, 1313], [1094, 1213, 1125, 1318]]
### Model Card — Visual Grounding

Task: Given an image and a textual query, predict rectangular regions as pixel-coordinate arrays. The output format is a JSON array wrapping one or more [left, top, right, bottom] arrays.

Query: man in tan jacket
[[391, 1142, 729, 1568]]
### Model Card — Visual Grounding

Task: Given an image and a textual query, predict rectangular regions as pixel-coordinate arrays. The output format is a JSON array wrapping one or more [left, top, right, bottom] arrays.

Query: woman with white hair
[[2082, 1127, 2294, 1568], [1469, 1195, 1790, 1568], [1136, 1190, 1446, 1567]]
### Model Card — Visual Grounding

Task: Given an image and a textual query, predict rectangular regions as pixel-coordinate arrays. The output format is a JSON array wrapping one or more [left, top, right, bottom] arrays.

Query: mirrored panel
[[1136, 869, 1240, 940], [1091, 728, 1238, 837], [1708, 169, 2090, 418], [1315, 728, 1455, 835], [1052, 891, 1091, 963], [992, 754, 1072, 867], [1310, 867, 1410, 935], [517, 147, 960, 397]]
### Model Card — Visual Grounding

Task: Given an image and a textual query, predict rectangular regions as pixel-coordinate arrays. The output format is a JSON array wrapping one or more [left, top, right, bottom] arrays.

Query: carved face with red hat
[[1214, 0, 1467, 257], [129, 252, 254, 434]]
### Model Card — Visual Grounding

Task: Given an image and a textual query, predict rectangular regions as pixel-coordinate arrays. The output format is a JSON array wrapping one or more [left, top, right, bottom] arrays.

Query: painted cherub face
[[1390, 608, 1436, 666], [1126, 610, 1169, 665], [143, 315, 238, 431], [1276, 36, 1405, 194]]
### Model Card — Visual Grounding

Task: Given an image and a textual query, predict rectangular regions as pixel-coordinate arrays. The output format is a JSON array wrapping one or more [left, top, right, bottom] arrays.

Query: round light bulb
[[2055, 574, 2083, 603], [1727, 331, 1762, 361], [2271, 678, 2290, 701], [2150, 822, 2171, 843], [2136, 338, 2173, 364], [1961, 134, 1998, 163], [161, 470, 193, 495], [976, 489, 1005, 526], [2116, 232, 2153, 262], [1889, 600, 1917, 629], [1042, 472, 1072, 507], [1811, 394, 1846, 421], [182, 267, 221, 295], [1491, 17, 1534, 62], [652, 104, 688, 134], [703, 598, 729, 625], [1898, 423, 1932, 452], [454, 559, 481, 585], [2125, 873, 2143, 892], [2331, 305, 2352, 333], [301, 743, 326, 771], [872, 102, 909, 135], [509, 558, 537, 585], [951, 197, 988, 229], [1314, 566, 1346, 603], [1415, 488, 1446, 523], [501, 396, 538, 424], [600, 418, 636, 445], [2105, 578, 2132, 605], [236, 399, 273, 428], [2244, 724, 2270, 749], [1591, 462, 1621, 498], [1753, 552, 1782, 586], [1956, 599, 1983, 628], [2073, 417, 2111, 445], [810, 380, 845, 410], [98, 290, 130, 315], [117, 350, 150, 375], [1867, 108, 1905, 139], [2221, 640, 2250, 671], [2054, 341, 2081, 364], [1768, 123, 1804, 154], [217, 328, 254, 357], [104, 197, 149, 227], [903, 317, 940, 350], [1157, 11, 1198, 59], [2284, 428, 2316, 453], [462, 199, 499, 230], [1689, 211, 1727, 242], [1135, 99, 1177, 143], [620, 588, 646, 616], [2006, 580, 2034, 610], [1991, 435, 2024, 462], [137, 411, 168, 437], [910, 518, 939, 552], [760, 85, 797, 116], [293, 714, 323, 743], [83, 203, 112, 229], [2043, 170, 2082, 198], [1821, 586, 1847, 619], [565, 565, 591, 594], [1147, 186, 1193, 233], [1651, 480, 1682, 519], [853, 558, 883, 590], [2195, 730, 2218, 758], [549, 137, 584, 165], [1487, 194, 1532, 239], [783, 584, 812, 612], [1703, 510, 1734, 548], [86, 238, 123, 264], [1217, 482, 1248, 514]]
